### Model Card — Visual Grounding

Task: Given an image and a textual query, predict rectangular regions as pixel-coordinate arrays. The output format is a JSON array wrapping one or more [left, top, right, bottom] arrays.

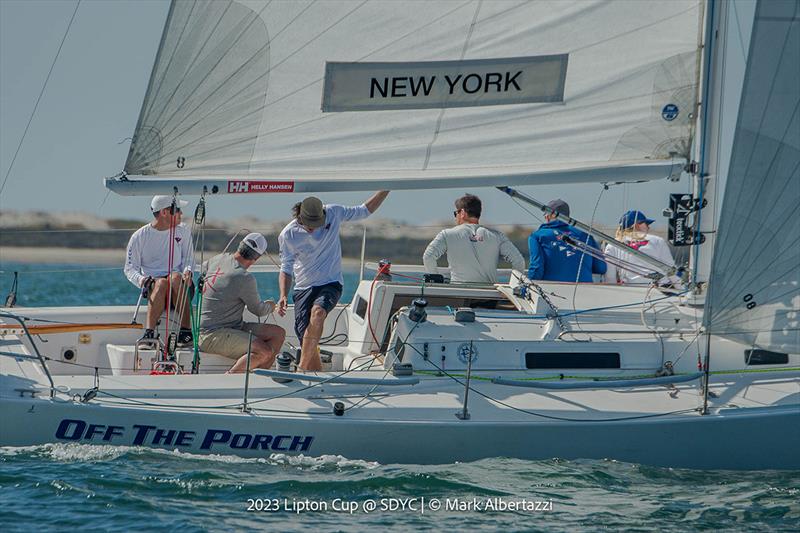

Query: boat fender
[[408, 298, 428, 323], [454, 307, 475, 323], [274, 353, 294, 383], [333, 402, 345, 416], [392, 363, 413, 377]]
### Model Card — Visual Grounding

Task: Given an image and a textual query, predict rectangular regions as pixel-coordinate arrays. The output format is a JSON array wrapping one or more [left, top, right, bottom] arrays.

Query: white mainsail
[[113, 0, 703, 194], [704, 0, 800, 352]]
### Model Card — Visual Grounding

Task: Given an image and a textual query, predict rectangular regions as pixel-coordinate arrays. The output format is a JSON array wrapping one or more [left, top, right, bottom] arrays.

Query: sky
[[0, 0, 750, 228]]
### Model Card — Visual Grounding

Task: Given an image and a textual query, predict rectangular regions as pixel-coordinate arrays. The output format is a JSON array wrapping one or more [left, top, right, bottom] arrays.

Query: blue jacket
[[528, 220, 606, 282]]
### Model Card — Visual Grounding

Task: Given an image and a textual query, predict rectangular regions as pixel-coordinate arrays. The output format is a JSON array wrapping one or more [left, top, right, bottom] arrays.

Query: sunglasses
[[453, 209, 462, 217]]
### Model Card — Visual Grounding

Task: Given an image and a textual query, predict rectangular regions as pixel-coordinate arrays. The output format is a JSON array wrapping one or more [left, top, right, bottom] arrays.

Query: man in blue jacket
[[528, 199, 606, 282]]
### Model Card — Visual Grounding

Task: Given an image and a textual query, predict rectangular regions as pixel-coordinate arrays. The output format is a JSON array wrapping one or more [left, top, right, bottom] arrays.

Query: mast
[[690, 0, 755, 287]]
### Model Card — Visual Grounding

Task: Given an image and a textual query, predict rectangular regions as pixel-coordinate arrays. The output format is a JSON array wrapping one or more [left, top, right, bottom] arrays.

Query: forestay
[[704, 0, 800, 352], [118, 0, 703, 194]]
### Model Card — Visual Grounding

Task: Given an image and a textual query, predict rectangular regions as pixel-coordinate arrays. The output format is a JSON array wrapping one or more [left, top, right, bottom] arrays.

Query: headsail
[[704, 0, 800, 352], [116, 0, 703, 194]]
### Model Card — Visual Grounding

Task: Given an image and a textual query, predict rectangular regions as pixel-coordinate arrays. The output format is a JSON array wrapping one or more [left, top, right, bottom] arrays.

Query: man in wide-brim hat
[[278, 191, 390, 370]]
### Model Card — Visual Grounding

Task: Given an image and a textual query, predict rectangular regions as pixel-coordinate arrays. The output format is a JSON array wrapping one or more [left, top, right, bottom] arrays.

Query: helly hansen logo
[[229, 181, 249, 193], [228, 181, 295, 194]]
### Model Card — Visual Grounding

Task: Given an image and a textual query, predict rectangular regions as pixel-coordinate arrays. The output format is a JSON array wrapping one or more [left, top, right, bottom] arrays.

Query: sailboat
[[1, 0, 797, 469]]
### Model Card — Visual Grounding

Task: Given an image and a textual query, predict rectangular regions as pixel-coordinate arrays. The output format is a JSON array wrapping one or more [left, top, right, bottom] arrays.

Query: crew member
[[124, 195, 195, 345], [603, 210, 681, 286], [423, 194, 525, 283], [198, 233, 286, 373], [528, 199, 606, 282], [278, 191, 390, 371]]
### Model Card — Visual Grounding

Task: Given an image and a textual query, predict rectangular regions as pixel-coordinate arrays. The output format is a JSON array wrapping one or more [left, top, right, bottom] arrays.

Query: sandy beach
[[0, 247, 126, 265], [0, 246, 368, 267]]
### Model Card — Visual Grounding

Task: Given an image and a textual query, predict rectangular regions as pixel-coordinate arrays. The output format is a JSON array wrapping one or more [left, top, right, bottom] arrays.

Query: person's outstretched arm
[[364, 190, 390, 213]]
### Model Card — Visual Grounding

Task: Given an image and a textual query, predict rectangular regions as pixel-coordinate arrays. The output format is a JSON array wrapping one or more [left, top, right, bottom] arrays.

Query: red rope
[[162, 207, 177, 360]]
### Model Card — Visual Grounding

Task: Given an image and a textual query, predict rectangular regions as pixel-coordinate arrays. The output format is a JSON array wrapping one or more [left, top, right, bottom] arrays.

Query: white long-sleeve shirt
[[602, 233, 681, 286], [423, 223, 526, 283], [279, 204, 370, 290], [124, 223, 195, 288]]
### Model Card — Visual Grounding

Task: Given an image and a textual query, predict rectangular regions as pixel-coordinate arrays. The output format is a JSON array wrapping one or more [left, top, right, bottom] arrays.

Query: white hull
[[2, 278, 798, 469], [3, 372, 798, 469]]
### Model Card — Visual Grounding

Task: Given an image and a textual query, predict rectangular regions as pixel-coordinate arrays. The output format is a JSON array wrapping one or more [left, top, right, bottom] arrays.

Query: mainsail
[[704, 0, 800, 352], [112, 0, 703, 194]]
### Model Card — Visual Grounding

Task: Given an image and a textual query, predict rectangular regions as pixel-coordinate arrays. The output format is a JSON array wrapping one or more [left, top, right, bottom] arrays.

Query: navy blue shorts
[[293, 282, 343, 342]]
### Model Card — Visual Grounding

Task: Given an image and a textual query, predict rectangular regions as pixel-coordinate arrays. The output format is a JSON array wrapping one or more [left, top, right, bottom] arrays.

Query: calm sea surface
[[1, 262, 798, 532]]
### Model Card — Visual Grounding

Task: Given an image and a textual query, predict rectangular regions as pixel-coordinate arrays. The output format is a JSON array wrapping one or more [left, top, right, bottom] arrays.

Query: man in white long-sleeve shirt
[[423, 194, 526, 283], [124, 195, 195, 345], [278, 191, 390, 371]]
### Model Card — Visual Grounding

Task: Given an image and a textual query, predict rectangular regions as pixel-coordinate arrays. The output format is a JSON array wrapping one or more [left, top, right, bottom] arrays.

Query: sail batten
[[119, 0, 702, 188]]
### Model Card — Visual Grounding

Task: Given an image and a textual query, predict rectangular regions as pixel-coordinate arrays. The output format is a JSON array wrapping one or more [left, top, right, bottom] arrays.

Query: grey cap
[[546, 199, 570, 217], [298, 196, 326, 228]]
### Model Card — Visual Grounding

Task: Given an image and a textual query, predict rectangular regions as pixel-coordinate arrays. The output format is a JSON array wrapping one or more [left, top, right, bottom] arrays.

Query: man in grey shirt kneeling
[[199, 233, 286, 373]]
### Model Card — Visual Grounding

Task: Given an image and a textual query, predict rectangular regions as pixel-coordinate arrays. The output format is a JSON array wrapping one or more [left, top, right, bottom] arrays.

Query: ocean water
[[1, 262, 799, 531], [0, 262, 362, 308]]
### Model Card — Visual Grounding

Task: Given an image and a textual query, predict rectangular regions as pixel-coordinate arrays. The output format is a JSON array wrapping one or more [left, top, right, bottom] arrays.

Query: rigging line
[[711, 156, 800, 297], [666, 330, 703, 367], [720, 10, 798, 232], [412, 343, 702, 423], [509, 196, 545, 224], [640, 285, 667, 364], [422, 0, 483, 171], [97, 189, 112, 215], [0, 0, 81, 197], [570, 185, 606, 336]]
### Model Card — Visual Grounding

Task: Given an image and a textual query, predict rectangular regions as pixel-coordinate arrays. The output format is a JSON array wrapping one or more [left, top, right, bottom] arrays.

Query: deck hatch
[[525, 352, 621, 369], [744, 349, 788, 365]]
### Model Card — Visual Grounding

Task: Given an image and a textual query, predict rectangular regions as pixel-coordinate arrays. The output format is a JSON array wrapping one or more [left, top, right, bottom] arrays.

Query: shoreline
[[0, 247, 366, 267]]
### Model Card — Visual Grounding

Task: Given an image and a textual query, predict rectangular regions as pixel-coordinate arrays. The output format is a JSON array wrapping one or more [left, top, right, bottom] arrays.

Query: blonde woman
[[603, 210, 680, 286]]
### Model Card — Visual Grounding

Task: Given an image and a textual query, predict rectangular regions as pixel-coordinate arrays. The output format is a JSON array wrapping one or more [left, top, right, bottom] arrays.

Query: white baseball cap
[[151, 195, 188, 213], [242, 232, 268, 255]]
